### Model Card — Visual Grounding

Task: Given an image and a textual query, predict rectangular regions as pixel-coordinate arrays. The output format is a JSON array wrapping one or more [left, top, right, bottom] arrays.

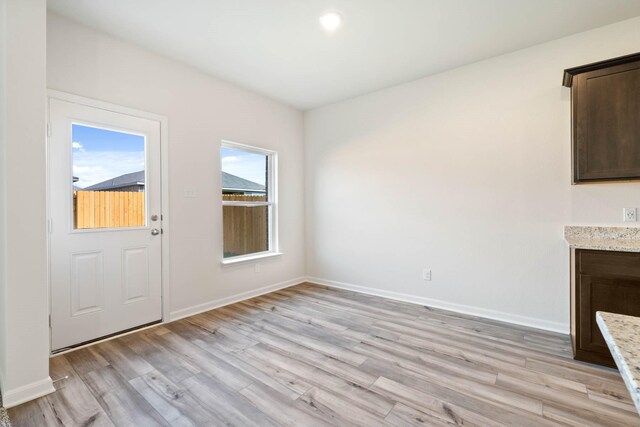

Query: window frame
[[220, 140, 280, 264]]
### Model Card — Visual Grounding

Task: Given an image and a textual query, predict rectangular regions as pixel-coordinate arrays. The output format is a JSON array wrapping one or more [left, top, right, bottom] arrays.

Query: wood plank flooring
[[8, 283, 640, 426]]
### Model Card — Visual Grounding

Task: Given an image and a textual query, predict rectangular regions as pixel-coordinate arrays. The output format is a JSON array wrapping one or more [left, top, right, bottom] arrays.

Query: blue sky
[[72, 124, 145, 189], [221, 147, 267, 186], [72, 125, 266, 189]]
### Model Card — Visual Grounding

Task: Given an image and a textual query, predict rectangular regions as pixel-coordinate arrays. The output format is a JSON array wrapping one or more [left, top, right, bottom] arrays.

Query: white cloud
[[221, 155, 240, 163], [221, 160, 266, 186], [72, 141, 85, 152], [73, 151, 145, 188], [220, 149, 267, 185]]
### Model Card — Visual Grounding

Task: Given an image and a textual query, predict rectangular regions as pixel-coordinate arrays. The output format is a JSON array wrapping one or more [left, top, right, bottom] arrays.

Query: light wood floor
[[8, 283, 640, 426]]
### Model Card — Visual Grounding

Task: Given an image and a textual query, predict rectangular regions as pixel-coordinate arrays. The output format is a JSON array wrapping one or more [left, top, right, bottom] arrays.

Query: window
[[221, 141, 277, 262], [72, 124, 147, 229]]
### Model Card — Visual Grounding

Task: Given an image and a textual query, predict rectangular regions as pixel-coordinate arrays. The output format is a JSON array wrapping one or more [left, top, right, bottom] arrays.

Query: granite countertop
[[564, 226, 640, 252], [596, 312, 640, 415]]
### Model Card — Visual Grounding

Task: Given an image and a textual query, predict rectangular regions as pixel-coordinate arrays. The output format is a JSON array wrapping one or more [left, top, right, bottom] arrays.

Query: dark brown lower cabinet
[[571, 249, 640, 367]]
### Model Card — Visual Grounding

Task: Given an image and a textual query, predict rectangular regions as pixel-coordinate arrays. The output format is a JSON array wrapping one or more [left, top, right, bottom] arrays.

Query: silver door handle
[[151, 228, 160, 236]]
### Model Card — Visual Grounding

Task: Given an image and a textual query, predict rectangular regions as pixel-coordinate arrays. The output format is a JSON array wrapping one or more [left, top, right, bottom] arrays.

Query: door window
[[71, 124, 146, 229]]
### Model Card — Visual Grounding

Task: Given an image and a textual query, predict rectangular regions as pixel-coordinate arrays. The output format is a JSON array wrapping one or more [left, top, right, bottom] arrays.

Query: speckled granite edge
[[564, 226, 640, 252], [596, 312, 640, 416], [0, 395, 12, 427], [0, 408, 10, 427], [565, 226, 640, 240]]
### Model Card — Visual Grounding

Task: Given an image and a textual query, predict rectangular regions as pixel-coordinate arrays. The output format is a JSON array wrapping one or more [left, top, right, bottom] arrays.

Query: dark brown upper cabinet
[[563, 53, 640, 184]]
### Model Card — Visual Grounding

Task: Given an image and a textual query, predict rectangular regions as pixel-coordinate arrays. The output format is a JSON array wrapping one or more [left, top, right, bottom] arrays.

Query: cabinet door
[[573, 60, 640, 182], [577, 273, 640, 364]]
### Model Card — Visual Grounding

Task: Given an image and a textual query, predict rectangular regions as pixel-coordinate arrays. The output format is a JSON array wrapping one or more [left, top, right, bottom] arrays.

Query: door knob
[[151, 228, 160, 236]]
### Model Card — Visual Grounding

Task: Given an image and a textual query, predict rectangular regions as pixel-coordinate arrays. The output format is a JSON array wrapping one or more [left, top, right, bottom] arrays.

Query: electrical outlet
[[422, 269, 432, 281], [624, 208, 637, 222]]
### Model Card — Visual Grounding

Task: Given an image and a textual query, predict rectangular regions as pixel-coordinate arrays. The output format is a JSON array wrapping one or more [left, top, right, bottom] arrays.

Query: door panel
[[574, 249, 640, 366], [122, 246, 150, 304], [49, 97, 162, 351], [579, 273, 640, 351], [70, 251, 104, 316]]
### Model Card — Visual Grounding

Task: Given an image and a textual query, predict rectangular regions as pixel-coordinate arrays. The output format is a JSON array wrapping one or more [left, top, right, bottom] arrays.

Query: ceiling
[[48, 1, 640, 110]]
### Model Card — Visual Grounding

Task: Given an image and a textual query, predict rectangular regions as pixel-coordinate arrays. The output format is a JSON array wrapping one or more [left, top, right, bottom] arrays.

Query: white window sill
[[221, 252, 283, 265]]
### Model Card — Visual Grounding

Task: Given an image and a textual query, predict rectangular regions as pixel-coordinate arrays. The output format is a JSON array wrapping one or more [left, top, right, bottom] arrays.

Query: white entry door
[[49, 97, 163, 352]]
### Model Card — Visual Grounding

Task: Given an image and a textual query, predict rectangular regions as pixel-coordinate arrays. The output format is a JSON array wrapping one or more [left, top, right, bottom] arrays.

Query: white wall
[[47, 13, 306, 319], [0, 0, 6, 400], [0, 0, 54, 407], [305, 16, 640, 333]]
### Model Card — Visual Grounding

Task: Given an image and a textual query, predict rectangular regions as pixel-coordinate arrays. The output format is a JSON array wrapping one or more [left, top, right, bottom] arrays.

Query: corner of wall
[[0, 0, 52, 407], [169, 276, 306, 321], [0, 0, 9, 401], [1, 377, 54, 409]]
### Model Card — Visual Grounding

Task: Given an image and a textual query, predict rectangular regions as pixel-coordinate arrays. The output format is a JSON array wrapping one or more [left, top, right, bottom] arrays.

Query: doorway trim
[[46, 90, 171, 353]]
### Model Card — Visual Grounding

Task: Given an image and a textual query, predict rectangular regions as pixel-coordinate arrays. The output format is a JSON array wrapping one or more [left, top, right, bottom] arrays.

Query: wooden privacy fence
[[223, 194, 268, 256], [74, 190, 145, 229], [74, 191, 266, 255]]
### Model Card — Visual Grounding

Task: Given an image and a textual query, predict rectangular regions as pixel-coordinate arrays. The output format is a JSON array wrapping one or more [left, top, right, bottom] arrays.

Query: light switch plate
[[184, 187, 197, 198], [623, 207, 637, 222]]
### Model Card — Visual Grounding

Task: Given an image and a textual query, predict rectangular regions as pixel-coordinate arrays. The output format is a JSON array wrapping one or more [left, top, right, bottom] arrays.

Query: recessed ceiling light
[[319, 11, 342, 32]]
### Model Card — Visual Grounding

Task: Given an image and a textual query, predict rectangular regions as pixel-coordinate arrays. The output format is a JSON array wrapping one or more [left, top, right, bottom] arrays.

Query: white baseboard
[[54, 277, 307, 357], [2, 377, 55, 408], [169, 277, 306, 321], [307, 276, 569, 334]]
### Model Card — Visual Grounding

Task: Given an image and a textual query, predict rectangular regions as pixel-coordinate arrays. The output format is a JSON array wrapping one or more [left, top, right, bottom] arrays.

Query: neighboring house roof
[[222, 171, 265, 193], [81, 170, 265, 193], [84, 170, 145, 191]]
